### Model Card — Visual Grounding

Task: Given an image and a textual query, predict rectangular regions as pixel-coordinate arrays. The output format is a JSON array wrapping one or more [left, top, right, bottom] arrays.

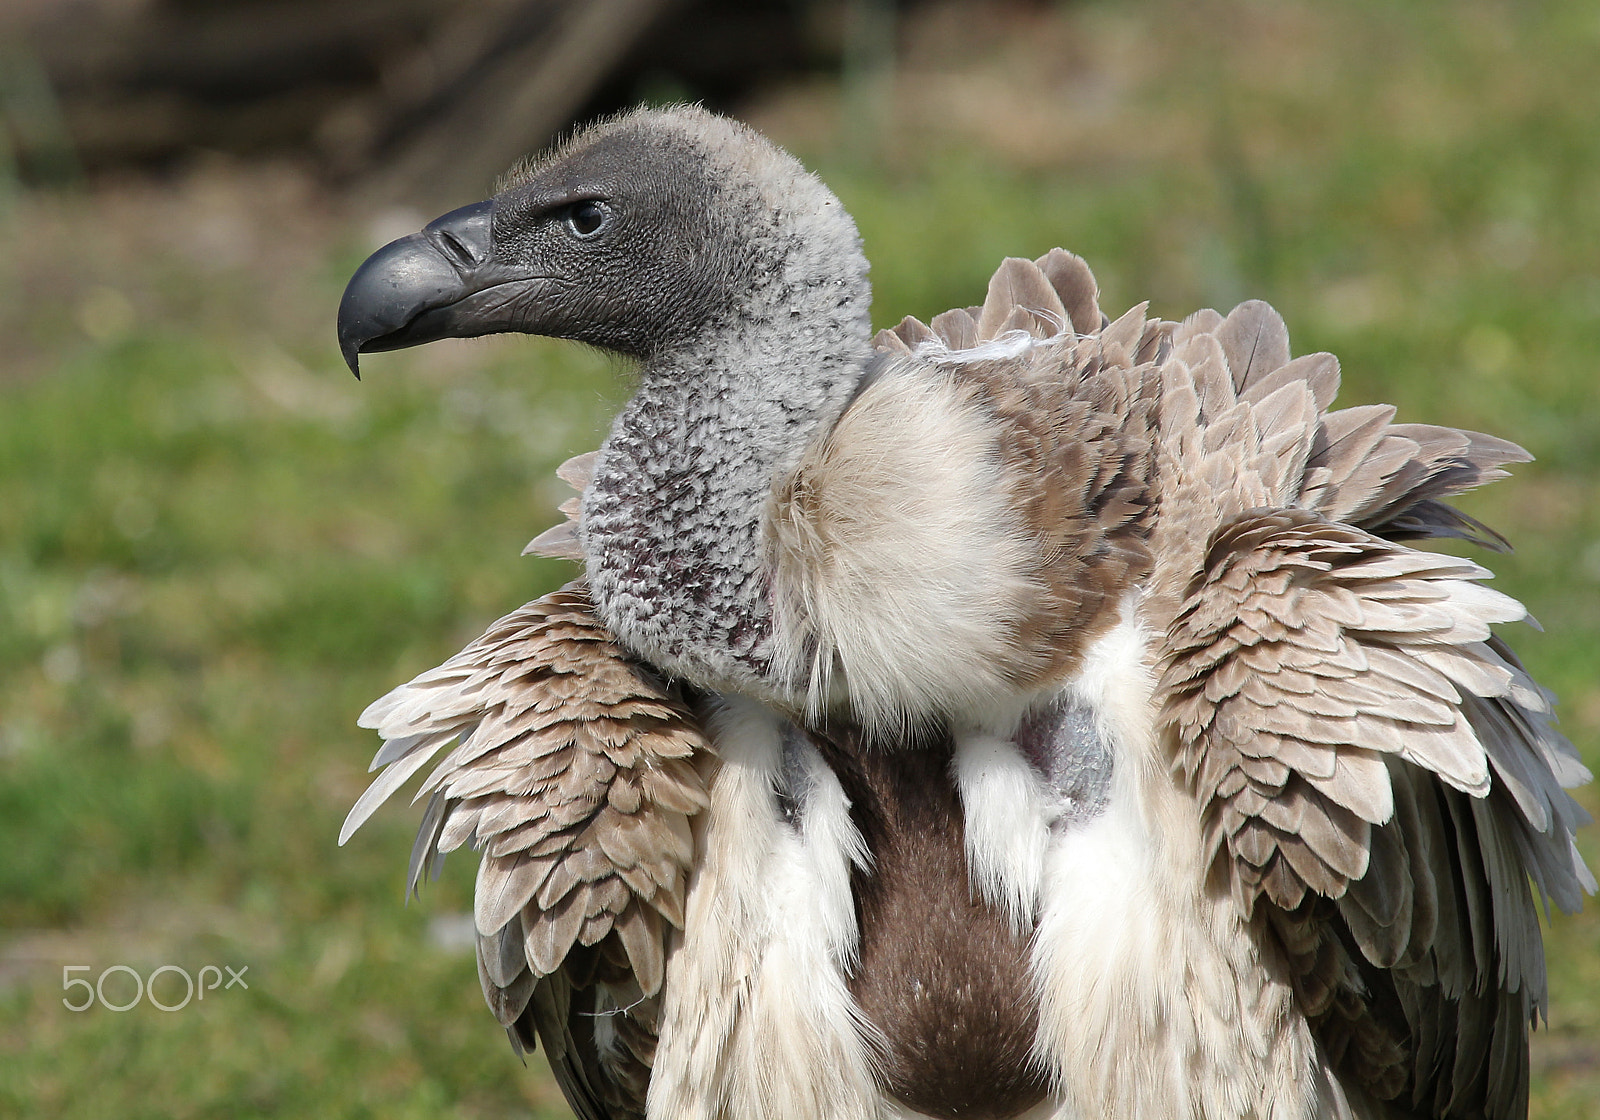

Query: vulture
[[335, 105, 1593, 1120]]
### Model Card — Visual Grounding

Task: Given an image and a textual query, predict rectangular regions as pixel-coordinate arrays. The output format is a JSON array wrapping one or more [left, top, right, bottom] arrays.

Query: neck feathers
[[581, 156, 874, 693]]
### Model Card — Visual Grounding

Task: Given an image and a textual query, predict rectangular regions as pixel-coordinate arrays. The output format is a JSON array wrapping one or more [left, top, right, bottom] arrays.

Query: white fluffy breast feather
[[1029, 597, 1321, 1120], [768, 361, 1042, 730], [954, 731, 1053, 934], [649, 698, 882, 1120]]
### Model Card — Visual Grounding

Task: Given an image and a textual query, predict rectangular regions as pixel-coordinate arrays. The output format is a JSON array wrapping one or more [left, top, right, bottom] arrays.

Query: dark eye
[[566, 200, 609, 238]]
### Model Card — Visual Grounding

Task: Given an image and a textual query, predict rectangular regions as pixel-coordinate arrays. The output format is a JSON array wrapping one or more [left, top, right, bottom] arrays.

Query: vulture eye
[[565, 200, 609, 238]]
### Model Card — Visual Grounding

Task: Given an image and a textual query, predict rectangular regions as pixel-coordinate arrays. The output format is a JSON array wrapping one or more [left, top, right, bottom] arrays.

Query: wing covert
[[1151, 300, 1593, 1117], [341, 582, 711, 1119]]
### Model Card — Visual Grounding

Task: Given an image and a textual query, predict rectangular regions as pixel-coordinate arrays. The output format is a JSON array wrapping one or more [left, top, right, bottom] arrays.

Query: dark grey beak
[[337, 200, 525, 377]]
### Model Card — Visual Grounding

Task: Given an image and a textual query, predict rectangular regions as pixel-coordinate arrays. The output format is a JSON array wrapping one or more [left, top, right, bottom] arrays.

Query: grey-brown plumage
[[865, 251, 1160, 689], [1148, 300, 1590, 1119], [337, 105, 1591, 1120], [344, 583, 708, 1118]]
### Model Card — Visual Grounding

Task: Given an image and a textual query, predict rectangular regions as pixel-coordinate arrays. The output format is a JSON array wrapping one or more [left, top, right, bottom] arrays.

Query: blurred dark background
[[2, 1, 1599, 1117], [2, 0, 893, 204]]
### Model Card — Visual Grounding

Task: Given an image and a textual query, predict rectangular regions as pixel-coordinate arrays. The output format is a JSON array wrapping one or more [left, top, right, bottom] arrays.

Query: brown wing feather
[[879, 250, 1105, 356], [1163, 509, 1591, 1116], [941, 340, 1160, 684], [342, 582, 711, 1119], [1152, 298, 1593, 1116], [523, 450, 597, 560]]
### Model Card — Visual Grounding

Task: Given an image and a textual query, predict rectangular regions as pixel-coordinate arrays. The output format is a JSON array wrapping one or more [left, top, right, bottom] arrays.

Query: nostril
[[439, 227, 476, 267]]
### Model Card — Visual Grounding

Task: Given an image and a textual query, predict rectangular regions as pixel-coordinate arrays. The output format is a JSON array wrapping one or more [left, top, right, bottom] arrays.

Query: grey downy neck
[[580, 166, 874, 696]]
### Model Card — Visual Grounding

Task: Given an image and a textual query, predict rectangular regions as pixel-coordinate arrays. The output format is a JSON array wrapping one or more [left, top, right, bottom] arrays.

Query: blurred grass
[[2, 1, 1598, 1115]]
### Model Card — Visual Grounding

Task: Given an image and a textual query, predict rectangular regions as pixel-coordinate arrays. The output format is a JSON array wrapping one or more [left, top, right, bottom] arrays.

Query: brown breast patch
[[813, 729, 1049, 1120]]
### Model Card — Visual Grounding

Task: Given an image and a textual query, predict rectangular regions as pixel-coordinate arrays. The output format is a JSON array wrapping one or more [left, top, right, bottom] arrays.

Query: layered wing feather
[[524, 451, 598, 561], [1151, 300, 1593, 1116], [341, 582, 710, 1119]]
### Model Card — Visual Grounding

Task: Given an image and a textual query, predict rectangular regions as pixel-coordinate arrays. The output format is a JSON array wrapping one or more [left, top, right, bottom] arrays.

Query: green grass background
[[2, 1, 1598, 1115]]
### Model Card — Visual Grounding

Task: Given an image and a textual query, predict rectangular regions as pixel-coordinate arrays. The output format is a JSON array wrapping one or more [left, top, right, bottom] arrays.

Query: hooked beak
[[336, 200, 543, 377]]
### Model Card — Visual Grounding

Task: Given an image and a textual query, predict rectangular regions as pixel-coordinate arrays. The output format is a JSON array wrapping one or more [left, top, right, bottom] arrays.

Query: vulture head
[[341, 105, 882, 701], [339, 105, 872, 372]]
